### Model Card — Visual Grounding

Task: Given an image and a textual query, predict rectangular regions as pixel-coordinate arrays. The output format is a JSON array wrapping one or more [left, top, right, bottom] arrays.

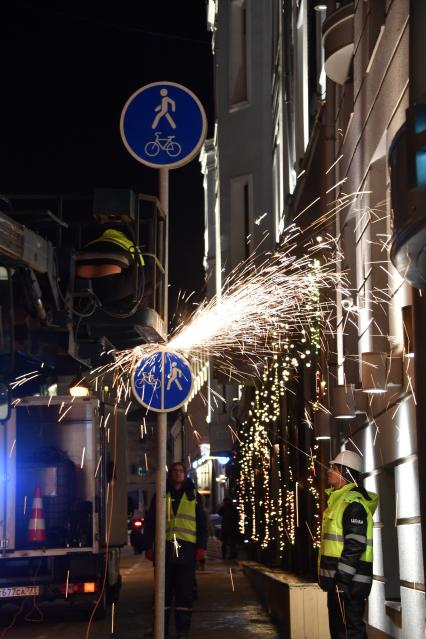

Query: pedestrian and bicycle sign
[[131, 349, 193, 412], [120, 81, 207, 169]]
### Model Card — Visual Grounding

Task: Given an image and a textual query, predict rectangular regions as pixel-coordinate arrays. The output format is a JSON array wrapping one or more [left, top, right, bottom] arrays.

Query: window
[[376, 467, 400, 601], [273, 134, 284, 242], [229, 0, 249, 107], [367, 0, 386, 60], [230, 175, 253, 264]]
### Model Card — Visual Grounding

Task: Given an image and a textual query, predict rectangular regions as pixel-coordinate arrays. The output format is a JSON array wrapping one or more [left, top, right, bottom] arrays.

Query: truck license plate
[[0, 586, 40, 598]]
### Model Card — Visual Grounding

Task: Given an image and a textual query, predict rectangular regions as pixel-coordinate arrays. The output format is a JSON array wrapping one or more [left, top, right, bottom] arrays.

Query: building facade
[[205, 1, 425, 637]]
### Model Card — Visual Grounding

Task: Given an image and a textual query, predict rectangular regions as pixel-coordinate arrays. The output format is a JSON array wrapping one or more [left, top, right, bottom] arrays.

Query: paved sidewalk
[[189, 563, 281, 639], [170, 538, 280, 639], [116, 539, 281, 639]]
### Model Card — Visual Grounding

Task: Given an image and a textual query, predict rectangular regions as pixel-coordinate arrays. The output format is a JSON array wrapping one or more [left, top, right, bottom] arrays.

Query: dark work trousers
[[221, 533, 237, 560], [327, 591, 367, 639], [165, 561, 195, 636]]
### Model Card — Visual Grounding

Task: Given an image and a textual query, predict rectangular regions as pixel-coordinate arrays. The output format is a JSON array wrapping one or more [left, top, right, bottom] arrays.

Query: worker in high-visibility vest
[[144, 462, 207, 639], [318, 450, 378, 639]]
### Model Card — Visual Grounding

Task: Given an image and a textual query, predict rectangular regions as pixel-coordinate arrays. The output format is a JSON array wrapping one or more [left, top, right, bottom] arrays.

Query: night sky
[[1, 1, 213, 315]]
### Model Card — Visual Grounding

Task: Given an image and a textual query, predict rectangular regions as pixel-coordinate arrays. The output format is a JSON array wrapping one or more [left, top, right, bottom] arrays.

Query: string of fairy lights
[[236, 262, 323, 556]]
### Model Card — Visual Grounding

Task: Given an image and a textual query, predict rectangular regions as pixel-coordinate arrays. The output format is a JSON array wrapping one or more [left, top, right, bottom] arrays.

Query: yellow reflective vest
[[166, 492, 197, 544], [318, 483, 377, 597]]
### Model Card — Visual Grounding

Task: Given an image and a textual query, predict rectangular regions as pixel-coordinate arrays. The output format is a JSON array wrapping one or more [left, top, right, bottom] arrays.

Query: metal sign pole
[[120, 81, 204, 639], [154, 168, 169, 639]]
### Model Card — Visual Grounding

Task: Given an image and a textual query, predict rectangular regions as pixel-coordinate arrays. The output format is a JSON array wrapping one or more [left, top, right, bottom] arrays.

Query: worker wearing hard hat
[[318, 450, 378, 639]]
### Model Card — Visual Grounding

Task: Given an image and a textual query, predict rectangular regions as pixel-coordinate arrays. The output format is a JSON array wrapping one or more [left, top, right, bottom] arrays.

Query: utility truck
[[0, 395, 127, 617]]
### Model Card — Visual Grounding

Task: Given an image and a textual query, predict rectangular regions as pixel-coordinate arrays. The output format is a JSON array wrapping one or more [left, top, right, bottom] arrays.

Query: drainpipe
[[409, 0, 426, 598], [319, 0, 336, 497]]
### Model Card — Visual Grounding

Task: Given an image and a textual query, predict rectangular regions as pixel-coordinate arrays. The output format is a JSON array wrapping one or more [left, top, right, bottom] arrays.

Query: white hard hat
[[329, 450, 363, 473]]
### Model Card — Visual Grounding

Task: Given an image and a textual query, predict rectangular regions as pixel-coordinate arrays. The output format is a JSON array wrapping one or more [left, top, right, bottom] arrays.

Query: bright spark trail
[[109, 226, 344, 382]]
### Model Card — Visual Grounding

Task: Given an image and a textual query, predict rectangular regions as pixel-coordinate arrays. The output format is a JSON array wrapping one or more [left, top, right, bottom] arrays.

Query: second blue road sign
[[131, 350, 193, 413]]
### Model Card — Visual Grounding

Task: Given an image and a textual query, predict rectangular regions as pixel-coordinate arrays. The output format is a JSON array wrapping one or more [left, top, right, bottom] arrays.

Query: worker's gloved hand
[[195, 548, 205, 561], [145, 548, 154, 562]]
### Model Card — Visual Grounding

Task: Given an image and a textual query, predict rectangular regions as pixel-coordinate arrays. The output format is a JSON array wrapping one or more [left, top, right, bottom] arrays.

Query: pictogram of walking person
[[152, 88, 176, 130], [167, 361, 183, 391]]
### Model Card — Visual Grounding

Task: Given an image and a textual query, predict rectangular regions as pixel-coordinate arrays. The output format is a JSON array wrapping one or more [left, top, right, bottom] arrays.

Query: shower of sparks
[[229, 568, 235, 592], [65, 570, 70, 599], [347, 438, 363, 457], [172, 534, 181, 557], [309, 448, 316, 476], [80, 447, 86, 469], [295, 482, 299, 527], [10, 372, 40, 389], [9, 439, 16, 457], [336, 586, 347, 627], [372, 419, 380, 446], [58, 405, 72, 422], [167, 229, 340, 369], [326, 154, 344, 174], [406, 375, 417, 405], [145, 452, 149, 471], [304, 409, 313, 430], [346, 468, 359, 487], [92, 225, 343, 387], [111, 603, 115, 634], [95, 456, 102, 478], [228, 424, 242, 444], [305, 521, 315, 542]]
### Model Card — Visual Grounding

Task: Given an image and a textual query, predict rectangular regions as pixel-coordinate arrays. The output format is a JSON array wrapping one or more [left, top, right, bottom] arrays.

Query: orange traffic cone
[[28, 486, 46, 543]]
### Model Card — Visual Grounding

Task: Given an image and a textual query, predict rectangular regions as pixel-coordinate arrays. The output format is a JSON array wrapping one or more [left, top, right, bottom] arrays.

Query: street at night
[[1, 2, 426, 639]]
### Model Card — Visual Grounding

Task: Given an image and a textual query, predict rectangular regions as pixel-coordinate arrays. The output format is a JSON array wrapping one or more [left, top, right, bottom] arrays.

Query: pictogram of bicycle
[[135, 371, 160, 388], [144, 132, 182, 158]]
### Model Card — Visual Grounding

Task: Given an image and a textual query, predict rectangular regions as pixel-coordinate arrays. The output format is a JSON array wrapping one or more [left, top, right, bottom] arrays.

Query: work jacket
[[144, 478, 207, 565], [319, 482, 378, 599]]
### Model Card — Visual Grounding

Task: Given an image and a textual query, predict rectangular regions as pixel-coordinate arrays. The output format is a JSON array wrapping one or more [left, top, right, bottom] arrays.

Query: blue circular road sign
[[131, 349, 193, 413], [120, 81, 207, 169]]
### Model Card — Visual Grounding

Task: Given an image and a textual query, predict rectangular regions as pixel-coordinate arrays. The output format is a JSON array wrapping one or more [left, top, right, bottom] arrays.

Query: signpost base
[[154, 411, 167, 639]]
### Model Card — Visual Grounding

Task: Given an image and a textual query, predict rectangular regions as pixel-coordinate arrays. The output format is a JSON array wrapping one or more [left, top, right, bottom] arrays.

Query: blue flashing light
[[416, 149, 426, 187], [414, 105, 426, 187]]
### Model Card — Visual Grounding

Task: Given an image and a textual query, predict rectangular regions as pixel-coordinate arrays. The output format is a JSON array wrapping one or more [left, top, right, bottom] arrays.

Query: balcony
[[322, 2, 355, 85]]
